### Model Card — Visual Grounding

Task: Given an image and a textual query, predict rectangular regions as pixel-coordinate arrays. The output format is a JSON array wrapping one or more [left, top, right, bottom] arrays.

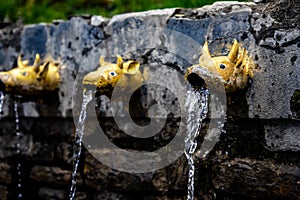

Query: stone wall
[[0, 0, 299, 199]]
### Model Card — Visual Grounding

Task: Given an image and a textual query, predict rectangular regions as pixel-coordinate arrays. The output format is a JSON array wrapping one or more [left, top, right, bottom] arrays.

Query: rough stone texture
[[0, 0, 299, 199], [0, 163, 11, 184], [290, 89, 300, 119], [264, 120, 300, 151], [30, 166, 75, 186], [212, 158, 300, 200], [38, 187, 66, 200], [0, 185, 8, 200]]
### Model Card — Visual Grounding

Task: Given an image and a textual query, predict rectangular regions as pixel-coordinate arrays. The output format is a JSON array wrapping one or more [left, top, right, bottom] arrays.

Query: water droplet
[[0, 91, 5, 119], [14, 100, 23, 199], [69, 90, 93, 200], [189, 143, 197, 154], [184, 84, 209, 200], [16, 132, 23, 136], [203, 150, 209, 157]]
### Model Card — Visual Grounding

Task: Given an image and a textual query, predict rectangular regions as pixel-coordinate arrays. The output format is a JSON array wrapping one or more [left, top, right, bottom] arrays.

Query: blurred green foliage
[[0, 0, 249, 24]]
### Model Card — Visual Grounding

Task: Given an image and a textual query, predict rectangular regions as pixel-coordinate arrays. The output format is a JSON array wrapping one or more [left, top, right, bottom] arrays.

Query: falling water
[[184, 83, 209, 200], [0, 91, 4, 119], [69, 89, 93, 200], [14, 99, 23, 199]]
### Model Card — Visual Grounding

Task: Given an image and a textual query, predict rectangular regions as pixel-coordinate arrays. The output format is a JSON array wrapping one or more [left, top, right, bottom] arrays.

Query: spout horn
[[199, 41, 213, 66], [17, 55, 25, 68], [37, 62, 50, 81], [116, 55, 123, 67], [33, 54, 41, 67], [228, 39, 239, 62], [99, 56, 105, 67], [202, 41, 211, 57]]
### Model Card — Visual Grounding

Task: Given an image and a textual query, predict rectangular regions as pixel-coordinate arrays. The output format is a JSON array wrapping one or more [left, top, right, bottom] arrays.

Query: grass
[[0, 0, 250, 24]]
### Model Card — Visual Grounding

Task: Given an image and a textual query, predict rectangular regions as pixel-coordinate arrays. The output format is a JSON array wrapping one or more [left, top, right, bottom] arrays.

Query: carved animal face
[[186, 40, 254, 92], [83, 55, 143, 97], [0, 54, 60, 94]]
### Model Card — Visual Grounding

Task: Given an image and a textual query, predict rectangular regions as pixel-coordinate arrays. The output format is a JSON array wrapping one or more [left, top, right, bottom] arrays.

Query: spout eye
[[21, 71, 27, 76], [219, 64, 226, 69], [2, 74, 9, 79], [109, 71, 117, 77]]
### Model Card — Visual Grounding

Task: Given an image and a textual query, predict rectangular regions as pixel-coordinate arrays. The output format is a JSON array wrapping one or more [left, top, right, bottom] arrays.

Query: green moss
[[0, 0, 250, 24]]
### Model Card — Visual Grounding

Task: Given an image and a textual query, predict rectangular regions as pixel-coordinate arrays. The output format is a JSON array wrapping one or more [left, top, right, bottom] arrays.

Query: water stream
[[14, 99, 23, 199], [69, 89, 93, 200], [0, 91, 5, 119], [184, 83, 209, 200]]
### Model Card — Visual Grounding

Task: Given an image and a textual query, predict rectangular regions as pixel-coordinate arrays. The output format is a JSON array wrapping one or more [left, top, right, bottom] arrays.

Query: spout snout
[[0, 72, 10, 92], [82, 75, 98, 93], [82, 71, 101, 86], [186, 72, 206, 90], [82, 71, 110, 96], [185, 66, 213, 90], [185, 65, 226, 92]]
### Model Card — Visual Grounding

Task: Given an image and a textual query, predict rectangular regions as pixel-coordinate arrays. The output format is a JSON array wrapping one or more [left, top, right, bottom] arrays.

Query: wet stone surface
[[0, 0, 299, 199]]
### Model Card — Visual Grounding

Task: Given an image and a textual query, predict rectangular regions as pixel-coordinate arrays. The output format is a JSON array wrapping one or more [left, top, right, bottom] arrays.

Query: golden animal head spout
[[185, 39, 255, 92], [82, 55, 143, 97], [0, 54, 61, 95]]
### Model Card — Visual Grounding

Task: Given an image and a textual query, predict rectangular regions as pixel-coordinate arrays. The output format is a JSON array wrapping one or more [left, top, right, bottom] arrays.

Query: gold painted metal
[[83, 55, 144, 96], [0, 54, 61, 94], [185, 40, 255, 92]]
